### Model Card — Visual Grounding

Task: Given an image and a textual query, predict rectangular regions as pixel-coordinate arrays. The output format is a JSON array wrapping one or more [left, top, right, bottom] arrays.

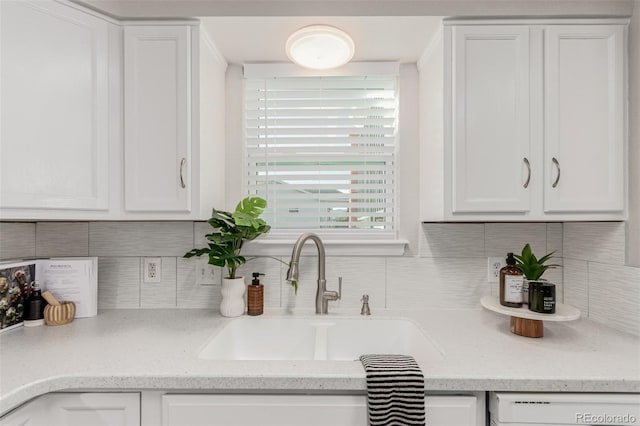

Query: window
[[244, 72, 399, 237]]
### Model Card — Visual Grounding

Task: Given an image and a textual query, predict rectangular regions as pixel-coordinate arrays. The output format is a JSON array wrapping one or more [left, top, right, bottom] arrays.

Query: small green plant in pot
[[513, 243, 559, 281], [184, 196, 271, 317], [184, 196, 271, 280], [514, 243, 560, 313]]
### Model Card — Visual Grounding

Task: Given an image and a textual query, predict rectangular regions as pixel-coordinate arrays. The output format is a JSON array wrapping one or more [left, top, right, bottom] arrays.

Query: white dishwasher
[[490, 392, 640, 426]]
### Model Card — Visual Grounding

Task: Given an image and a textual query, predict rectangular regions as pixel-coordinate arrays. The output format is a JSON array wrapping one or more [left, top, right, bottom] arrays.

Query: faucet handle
[[324, 277, 342, 303]]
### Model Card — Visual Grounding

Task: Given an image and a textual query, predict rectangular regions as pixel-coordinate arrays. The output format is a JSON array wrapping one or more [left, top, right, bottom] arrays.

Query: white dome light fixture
[[286, 25, 355, 70]]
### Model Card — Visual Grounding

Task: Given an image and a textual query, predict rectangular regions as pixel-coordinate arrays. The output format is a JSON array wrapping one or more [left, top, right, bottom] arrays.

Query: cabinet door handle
[[551, 157, 561, 188], [179, 158, 186, 189], [523, 157, 531, 189]]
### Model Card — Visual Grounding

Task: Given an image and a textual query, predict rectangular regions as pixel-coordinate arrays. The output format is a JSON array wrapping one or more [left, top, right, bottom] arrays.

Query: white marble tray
[[480, 296, 581, 322]]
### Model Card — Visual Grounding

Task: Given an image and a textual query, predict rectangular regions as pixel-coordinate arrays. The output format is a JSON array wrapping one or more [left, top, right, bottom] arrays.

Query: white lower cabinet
[[0, 393, 140, 426], [160, 394, 483, 426]]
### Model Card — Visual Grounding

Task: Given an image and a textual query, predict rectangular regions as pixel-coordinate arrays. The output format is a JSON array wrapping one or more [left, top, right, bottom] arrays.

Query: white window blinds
[[244, 75, 398, 232]]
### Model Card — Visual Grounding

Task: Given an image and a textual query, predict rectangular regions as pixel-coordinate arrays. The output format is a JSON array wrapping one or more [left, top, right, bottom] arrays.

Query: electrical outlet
[[488, 257, 506, 283], [143, 257, 161, 283], [196, 256, 217, 286]]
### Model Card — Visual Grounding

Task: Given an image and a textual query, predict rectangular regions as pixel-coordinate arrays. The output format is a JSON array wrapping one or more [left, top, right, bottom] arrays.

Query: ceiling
[[75, 0, 634, 19], [200, 16, 443, 64], [73, 0, 635, 65]]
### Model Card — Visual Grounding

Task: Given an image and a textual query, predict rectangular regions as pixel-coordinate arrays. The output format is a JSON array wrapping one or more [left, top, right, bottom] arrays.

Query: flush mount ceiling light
[[285, 25, 355, 70]]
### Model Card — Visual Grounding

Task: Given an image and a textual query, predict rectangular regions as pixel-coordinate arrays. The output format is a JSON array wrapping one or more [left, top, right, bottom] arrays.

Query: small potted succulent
[[514, 243, 560, 313], [184, 196, 271, 317]]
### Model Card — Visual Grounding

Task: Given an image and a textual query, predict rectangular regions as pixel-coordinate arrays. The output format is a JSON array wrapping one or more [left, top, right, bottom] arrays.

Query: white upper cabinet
[[0, 0, 113, 215], [123, 25, 192, 213], [0, 0, 227, 220], [543, 25, 626, 214], [121, 23, 227, 219], [435, 19, 628, 221], [450, 26, 532, 213]]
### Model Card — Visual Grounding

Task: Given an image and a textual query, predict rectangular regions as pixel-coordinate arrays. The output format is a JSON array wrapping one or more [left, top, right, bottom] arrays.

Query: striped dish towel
[[359, 354, 425, 426]]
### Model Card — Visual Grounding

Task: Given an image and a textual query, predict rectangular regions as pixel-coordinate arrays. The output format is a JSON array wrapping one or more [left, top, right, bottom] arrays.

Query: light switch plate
[[195, 256, 217, 286]]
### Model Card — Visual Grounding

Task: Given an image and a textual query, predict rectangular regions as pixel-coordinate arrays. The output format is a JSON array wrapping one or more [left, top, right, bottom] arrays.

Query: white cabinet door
[[0, 393, 140, 426], [449, 26, 532, 213], [443, 21, 627, 220], [161, 394, 481, 426], [427, 395, 480, 426], [162, 394, 365, 426], [544, 25, 626, 213], [0, 0, 110, 211], [124, 25, 192, 212]]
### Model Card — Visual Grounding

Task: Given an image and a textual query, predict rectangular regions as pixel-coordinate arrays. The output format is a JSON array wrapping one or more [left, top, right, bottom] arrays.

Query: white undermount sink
[[198, 316, 444, 362]]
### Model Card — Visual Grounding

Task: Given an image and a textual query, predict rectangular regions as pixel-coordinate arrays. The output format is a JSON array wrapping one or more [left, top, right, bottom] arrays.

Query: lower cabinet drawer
[[0, 392, 140, 426], [162, 394, 480, 426]]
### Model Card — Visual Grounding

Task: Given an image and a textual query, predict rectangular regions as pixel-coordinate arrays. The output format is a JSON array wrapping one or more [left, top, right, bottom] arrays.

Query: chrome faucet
[[286, 233, 341, 314]]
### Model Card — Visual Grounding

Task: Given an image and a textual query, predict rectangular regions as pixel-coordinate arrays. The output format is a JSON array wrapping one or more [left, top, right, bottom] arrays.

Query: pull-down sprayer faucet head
[[285, 261, 299, 282]]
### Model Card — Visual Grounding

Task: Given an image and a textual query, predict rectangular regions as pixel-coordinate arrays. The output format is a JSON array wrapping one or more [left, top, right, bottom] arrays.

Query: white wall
[[224, 64, 244, 211], [398, 63, 421, 254], [628, 0, 640, 266], [418, 28, 444, 222], [199, 29, 228, 216]]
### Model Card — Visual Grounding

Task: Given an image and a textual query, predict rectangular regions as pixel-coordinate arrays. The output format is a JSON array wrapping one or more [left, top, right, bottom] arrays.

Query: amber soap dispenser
[[247, 272, 264, 316], [499, 253, 524, 308]]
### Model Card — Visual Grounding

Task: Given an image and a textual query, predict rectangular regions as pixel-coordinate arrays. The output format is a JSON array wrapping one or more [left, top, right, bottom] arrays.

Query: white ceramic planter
[[220, 277, 246, 317]]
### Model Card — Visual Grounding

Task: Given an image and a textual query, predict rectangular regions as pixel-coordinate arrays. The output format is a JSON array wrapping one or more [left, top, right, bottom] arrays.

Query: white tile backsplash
[[546, 223, 563, 258], [588, 262, 640, 336], [485, 223, 548, 258], [97, 257, 141, 309], [564, 259, 589, 318], [193, 221, 211, 248], [323, 257, 387, 311], [564, 222, 626, 265], [176, 257, 221, 309], [0, 222, 36, 260], [419, 223, 485, 258], [386, 257, 488, 309], [563, 259, 589, 314], [543, 265, 564, 304], [140, 257, 177, 308], [2, 219, 637, 336], [90, 222, 194, 257], [562, 221, 639, 335], [36, 222, 89, 257]]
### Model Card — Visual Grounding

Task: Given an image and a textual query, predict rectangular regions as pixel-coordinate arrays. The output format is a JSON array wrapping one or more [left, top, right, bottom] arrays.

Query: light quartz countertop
[[1, 307, 639, 416]]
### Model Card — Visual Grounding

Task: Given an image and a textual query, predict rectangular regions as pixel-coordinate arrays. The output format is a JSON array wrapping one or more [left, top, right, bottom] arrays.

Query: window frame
[[227, 62, 416, 256]]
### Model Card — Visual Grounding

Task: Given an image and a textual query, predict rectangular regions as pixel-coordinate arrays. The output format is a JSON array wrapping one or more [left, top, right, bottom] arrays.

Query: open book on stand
[[0, 257, 98, 332]]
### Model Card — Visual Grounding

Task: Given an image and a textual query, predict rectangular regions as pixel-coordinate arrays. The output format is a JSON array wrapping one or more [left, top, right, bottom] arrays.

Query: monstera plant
[[184, 196, 271, 279]]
